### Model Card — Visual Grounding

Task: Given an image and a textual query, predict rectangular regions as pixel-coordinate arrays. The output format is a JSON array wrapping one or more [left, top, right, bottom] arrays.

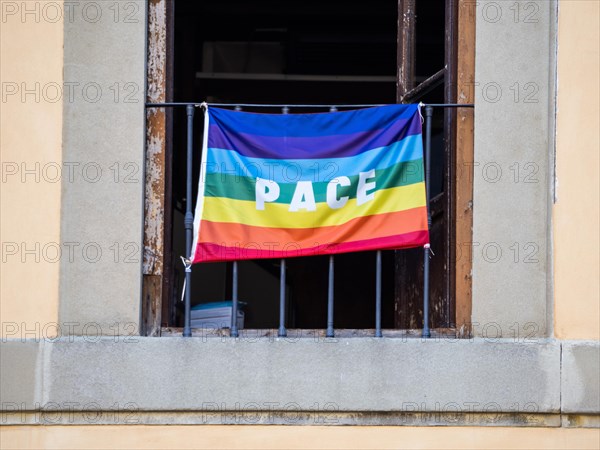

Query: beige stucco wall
[[1, 425, 599, 449], [0, 0, 63, 338], [554, 0, 600, 339], [0, 1, 598, 447]]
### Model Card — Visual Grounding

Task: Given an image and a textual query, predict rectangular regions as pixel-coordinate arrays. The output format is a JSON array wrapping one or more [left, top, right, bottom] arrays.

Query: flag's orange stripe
[[198, 206, 427, 249]]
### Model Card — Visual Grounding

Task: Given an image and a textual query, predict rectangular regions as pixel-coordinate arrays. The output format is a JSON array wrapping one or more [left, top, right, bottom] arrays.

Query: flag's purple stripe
[[207, 113, 422, 160], [208, 103, 419, 137]]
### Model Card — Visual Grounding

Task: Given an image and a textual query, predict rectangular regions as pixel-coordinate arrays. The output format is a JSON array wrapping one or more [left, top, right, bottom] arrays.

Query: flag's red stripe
[[192, 230, 429, 263]]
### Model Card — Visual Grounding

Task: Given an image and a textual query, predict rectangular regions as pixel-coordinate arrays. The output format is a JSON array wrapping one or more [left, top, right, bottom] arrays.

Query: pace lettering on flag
[[191, 104, 429, 263]]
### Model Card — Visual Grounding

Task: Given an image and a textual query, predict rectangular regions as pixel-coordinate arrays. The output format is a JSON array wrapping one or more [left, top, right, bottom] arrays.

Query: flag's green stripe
[[204, 158, 424, 204]]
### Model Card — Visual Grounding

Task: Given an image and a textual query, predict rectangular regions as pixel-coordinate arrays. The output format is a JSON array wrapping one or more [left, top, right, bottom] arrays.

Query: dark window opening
[[166, 0, 450, 330]]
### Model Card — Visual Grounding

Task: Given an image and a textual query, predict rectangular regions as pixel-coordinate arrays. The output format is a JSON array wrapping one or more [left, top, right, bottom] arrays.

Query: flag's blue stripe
[[208, 104, 420, 137], [205, 134, 423, 183], [207, 114, 421, 160]]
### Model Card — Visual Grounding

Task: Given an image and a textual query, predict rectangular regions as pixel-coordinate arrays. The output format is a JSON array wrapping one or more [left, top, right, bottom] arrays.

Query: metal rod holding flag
[[146, 102, 474, 109], [422, 105, 433, 339], [183, 105, 195, 337]]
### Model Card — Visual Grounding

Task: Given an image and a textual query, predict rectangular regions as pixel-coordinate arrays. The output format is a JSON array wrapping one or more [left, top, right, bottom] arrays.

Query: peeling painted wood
[[395, 0, 470, 328], [142, 275, 163, 336], [396, 0, 416, 102], [144, 0, 168, 276], [143, 0, 170, 336], [454, 0, 476, 337]]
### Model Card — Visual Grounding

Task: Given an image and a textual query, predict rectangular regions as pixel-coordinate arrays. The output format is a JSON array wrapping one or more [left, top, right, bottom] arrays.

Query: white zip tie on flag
[[180, 256, 192, 302], [424, 243, 435, 256], [418, 102, 425, 124]]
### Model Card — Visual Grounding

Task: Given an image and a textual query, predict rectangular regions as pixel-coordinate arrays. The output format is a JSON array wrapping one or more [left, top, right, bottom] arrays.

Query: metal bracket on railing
[[180, 256, 192, 273], [179, 256, 192, 303]]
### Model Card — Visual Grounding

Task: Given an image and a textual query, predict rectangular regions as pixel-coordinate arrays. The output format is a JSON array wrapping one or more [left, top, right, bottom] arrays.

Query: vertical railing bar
[[230, 104, 241, 338], [422, 105, 433, 338], [279, 260, 287, 337], [231, 260, 239, 337], [183, 105, 195, 337], [279, 105, 288, 337], [375, 250, 382, 337], [326, 104, 337, 338], [326, 255, 335, 337]]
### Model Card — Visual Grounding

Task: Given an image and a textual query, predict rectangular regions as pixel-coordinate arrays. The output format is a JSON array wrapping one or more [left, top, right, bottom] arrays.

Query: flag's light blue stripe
[[207, 114, 421, 160], [208, 104, 419, 137], [205, 134, 423, 183]]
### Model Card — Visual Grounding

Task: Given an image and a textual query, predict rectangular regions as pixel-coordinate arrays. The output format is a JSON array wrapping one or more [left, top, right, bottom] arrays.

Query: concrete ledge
[[0, 340, 42, 408], [0, 410, 565, 427], [561, 341, 600, 413], [2, 337, 562, 414], [562, 415, 600, 429], [3, 338, 597, 424]]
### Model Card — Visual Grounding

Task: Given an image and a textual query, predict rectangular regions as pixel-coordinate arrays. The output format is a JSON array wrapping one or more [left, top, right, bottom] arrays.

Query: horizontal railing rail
[[144, 102, 474, 338]]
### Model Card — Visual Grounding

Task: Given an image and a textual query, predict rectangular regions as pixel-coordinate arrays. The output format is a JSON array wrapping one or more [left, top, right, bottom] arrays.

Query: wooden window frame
[[395, 0, 475, 335], [142, 0, 475, 337]]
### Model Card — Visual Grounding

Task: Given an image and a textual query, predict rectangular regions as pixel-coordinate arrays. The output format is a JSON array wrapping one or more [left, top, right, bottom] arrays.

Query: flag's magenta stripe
[[192, 230, 429, 263], [197, 207, 428, 252], [208, 114, 421, 159], [208, 104, 419, 137]]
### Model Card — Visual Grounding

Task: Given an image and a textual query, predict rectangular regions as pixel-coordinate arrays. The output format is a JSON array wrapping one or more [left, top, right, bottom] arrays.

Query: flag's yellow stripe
[[201, 182, 426, 229]]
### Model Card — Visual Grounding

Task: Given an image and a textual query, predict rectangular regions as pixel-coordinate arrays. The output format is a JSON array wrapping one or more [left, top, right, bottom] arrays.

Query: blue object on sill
[[192, 301, 246, 311]]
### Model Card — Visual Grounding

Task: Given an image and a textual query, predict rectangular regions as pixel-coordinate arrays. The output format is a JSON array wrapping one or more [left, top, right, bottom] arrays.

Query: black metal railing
[[145, 101, 474, 338]]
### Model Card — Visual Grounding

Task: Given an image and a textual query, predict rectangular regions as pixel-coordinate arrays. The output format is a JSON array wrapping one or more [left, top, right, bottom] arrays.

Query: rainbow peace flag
[[191, 104, 429, 263]]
